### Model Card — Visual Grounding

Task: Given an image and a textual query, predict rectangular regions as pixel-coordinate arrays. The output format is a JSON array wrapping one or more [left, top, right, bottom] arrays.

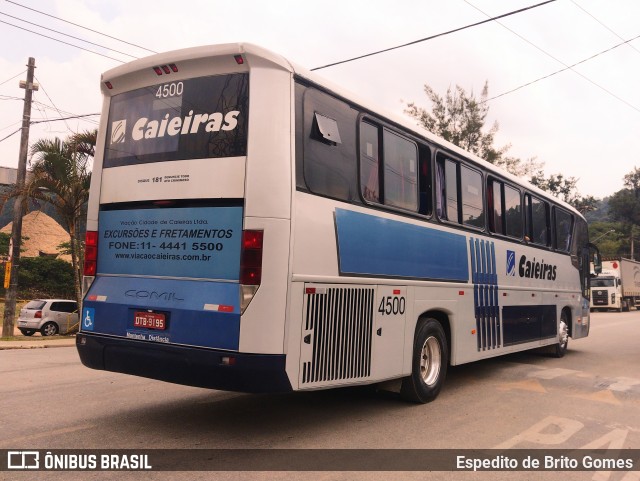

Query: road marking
[[573, 389, 622, 406], [497, 378, 547, 393], [609, 377, 640, 392], [494, 415, 584, 449], [528, 367, 580, 380], [0, 423, 95, 448]]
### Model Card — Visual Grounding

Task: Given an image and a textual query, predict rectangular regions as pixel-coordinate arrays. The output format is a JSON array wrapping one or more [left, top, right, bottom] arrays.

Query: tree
[[622, 166, 640, 196], [529, 171, 597, 214], [16, 257, 75, 300], [406, 82, 503, 160], [609, 167, 640, 225], [406, 81, 540, 177], [406, 81, 596, 210], [605, 167, 640, 260], [609, 189, 640, 225], [15, 130, 95, 310]]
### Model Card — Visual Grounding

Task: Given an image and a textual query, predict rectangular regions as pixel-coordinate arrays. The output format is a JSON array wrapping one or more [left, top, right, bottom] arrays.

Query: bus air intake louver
[[302, 287, 374, 384]]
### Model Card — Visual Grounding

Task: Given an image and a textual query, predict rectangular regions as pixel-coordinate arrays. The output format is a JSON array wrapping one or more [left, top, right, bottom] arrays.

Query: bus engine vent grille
[[302, 287, 374, 384]]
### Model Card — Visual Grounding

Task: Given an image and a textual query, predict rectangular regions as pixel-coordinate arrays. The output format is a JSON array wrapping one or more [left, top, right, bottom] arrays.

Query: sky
[[1, 0, 639, 200]]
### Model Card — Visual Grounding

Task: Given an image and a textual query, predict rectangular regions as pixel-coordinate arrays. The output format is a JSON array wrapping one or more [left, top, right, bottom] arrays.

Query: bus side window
[[525, 194, 550, 246], [461, 165, 484, 229], [359, 120, 419, 213], [504, 184, 522, 239], [489, 179, 522, 239], [488, 179, 504, 234], [554, 208, 573, 252], [302, 88, 358, 202], [436, 155, 460, 223], [418, 144, 432, 216], [360, 121, 380, 203], [383, 130, 418, 211]]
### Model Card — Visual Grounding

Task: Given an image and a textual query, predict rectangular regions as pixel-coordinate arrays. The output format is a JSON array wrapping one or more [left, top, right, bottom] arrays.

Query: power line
[[0, 19, 126, 63], [0, 70, 25, 87], [0, 11, 140, 60], [0, 120, 21, 133], [34, 75, 71, 131], [32, 101, 99, 125], [463, 0, 640, 112], [30, 113, 100, 125], [484, 32, 640, 111], [570, 0, 640, 56], [0, 127, 21, 144], [4, 0, 157, 54], [0, 114, 100, 144], [311, 0, 557, 71]]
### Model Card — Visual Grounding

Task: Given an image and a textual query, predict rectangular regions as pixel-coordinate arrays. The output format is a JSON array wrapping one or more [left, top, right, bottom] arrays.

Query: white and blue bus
[[77, 43, 600, 403]]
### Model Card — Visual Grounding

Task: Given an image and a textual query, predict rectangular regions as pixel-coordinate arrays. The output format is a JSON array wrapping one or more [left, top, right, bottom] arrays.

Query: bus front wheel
[[552, 310, 569, 358], [401, 318, 448, 404]]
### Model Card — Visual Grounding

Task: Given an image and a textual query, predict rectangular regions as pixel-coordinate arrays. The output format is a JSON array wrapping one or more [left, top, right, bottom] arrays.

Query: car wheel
[[19, 328, 36, 336], [400, 318, 448, 403], [40, 322, 59, 337]]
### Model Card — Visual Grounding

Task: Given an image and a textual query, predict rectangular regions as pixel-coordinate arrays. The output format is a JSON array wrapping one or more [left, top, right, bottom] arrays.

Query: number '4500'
[[378, 296, 406, 316], [156, 82, 183, 98]]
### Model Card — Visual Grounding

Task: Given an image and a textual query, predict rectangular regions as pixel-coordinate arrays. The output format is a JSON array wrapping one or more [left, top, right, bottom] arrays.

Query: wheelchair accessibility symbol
[[82, 307, 95, 331]]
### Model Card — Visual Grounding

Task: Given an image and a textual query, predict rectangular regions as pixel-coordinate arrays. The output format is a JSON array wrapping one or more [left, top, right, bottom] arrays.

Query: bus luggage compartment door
[[299, 284, 405, 388]]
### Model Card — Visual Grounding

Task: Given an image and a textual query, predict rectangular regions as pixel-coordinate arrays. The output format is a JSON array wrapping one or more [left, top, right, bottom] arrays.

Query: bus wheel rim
[[420, 336, 441, 386], [559, 319, 568, 346]]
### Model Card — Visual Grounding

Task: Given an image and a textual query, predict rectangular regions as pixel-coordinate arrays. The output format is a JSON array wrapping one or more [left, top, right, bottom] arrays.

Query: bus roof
[[101, 42, 583, 219]]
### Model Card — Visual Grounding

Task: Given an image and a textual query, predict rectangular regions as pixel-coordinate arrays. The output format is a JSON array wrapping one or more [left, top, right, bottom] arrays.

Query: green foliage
[[529, 171, 597, 214], [0, 257, 75, 300], [16, 129, 96, 307], [584, 198, 609, 223], [405, 81, 545, 178], [0, 232, 9, 257], [588, 222, 626, 257], [609, 188, 640, 225], [405, 82, 508, 163], [608, 166, 640, 227]]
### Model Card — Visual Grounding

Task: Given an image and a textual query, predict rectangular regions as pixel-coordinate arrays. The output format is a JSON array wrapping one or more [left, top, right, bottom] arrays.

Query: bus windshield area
[[591, 277, 615, 287]]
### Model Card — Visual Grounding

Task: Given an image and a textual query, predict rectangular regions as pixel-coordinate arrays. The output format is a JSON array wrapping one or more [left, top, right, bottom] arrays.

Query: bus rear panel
[[77, 45, 294, 393]]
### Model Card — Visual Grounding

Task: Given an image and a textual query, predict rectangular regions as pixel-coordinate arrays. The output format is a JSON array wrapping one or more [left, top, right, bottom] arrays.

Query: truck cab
[[590, 274, 623, 311], [590, 258, 640, 312]]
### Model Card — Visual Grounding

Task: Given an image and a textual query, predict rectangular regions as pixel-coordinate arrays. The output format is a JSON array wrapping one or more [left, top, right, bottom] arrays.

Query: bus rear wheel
[[401, 318, 448, 404]]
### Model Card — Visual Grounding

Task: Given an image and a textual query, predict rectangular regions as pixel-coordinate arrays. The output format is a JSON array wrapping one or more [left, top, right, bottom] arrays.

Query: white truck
[[590, 258, 640, 312]]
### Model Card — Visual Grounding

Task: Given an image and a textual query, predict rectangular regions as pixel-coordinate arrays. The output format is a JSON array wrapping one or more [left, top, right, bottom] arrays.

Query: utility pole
[[2, 57, 37, 337]]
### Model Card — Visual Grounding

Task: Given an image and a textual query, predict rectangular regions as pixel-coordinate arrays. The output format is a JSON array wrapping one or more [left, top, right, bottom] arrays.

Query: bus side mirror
[[589, 243, 602, 275]]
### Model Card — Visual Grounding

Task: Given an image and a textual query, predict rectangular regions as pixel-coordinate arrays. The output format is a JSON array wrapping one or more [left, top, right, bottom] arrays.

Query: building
[[1, 211, 71, 262]]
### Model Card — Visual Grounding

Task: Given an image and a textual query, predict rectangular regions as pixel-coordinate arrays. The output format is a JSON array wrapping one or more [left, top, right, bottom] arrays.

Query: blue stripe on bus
[[470, 238, 501, 351], [335, 209, 468, 282], [82, 276, 240, 350]]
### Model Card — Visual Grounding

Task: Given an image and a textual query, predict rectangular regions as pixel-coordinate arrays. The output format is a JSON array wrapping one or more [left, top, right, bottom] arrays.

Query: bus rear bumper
[[76, 333, 292, 393]]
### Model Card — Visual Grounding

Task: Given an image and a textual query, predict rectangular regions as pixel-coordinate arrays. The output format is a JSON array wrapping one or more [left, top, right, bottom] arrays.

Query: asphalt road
[[1, 311, 639, 481]]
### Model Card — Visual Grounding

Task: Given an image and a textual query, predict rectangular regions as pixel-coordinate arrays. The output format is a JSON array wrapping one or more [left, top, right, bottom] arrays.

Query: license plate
[[134, 311, 166, 330]]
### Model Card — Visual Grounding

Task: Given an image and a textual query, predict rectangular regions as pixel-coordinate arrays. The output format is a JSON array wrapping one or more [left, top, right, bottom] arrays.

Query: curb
[[0, 337, 76, 350]]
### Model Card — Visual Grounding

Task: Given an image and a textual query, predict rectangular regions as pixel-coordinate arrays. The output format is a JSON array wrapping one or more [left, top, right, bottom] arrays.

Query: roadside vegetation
[[406, 82, 640, 258]]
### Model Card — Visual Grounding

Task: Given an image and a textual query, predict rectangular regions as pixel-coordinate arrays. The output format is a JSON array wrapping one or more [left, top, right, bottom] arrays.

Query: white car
[[17, 299, 78, 336]]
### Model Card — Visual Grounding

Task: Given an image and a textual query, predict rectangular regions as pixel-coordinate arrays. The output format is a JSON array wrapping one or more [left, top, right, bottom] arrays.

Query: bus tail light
[[153, 64, 179, 76], [84, 231, 98, 277], [240, 230, 263, 314], [83, 230, 98, 295]]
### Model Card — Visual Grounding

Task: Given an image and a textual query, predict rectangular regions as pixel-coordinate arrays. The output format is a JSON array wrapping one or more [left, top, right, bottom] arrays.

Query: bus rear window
[[104, 73, 249, 168]]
